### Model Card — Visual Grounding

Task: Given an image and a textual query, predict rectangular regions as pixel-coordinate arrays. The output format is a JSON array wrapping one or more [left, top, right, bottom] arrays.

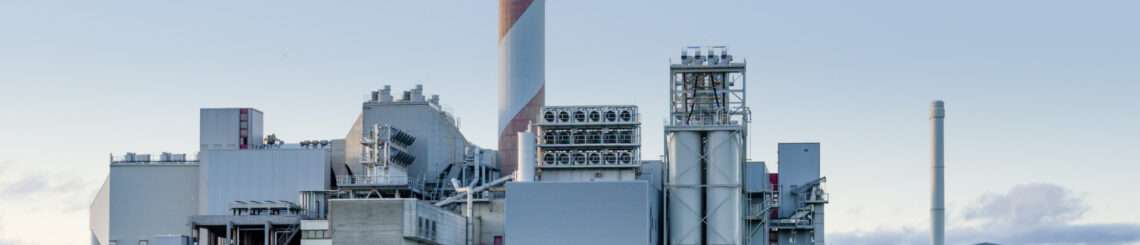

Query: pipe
[[435, 175, 515, 207], [931, 100, 946, 245]]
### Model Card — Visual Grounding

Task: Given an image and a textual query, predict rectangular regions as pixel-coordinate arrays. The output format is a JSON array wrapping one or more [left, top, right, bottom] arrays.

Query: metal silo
[[667, 131, 703, 245], [706, 131, 741, 245]]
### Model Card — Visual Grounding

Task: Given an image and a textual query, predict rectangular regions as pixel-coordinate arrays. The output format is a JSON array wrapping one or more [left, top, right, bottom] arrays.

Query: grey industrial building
[[89, 46, 831, 245], [83, 0, 851, 242]]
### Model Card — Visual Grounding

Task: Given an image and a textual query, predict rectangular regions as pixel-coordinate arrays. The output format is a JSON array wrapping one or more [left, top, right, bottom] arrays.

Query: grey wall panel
[[108, 164, 198, 245], [200, 108, 264, 150], [744, 161, 769, 193], [638, 160, 663, 245], [473, 199, 506, 245], [329, 199, 408, 245], [777, 143, 820, 216], [199, 149, 330, 215], [200, 109, 240, 150], [341, 113, 363, 177], [90, 177, 110, 245], [505, 181, 652, 245], [249, 109, 263, 147], [329, 199, 464, 245]]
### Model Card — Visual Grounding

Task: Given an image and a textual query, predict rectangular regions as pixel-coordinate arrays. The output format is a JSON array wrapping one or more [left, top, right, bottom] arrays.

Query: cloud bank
[[830, 183, 1140, 245]]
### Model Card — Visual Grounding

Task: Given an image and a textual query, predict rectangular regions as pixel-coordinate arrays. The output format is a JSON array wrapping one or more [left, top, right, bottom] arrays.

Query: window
[[431, 220, 438, 240], [302, 230, 329, 239]]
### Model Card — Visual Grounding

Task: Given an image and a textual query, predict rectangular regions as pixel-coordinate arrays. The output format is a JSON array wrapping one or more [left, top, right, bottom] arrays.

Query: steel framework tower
[[498, 0, 545, 175], [665, 46, 750, 245]]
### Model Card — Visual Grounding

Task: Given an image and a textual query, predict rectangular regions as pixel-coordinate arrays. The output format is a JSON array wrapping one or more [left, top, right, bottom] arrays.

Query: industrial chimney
[[931, 100, 946, 245], [498, 0, 545, 176]]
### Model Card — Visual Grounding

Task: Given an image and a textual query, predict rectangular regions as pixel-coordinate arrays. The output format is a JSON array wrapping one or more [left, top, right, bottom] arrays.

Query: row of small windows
[[302, 230, 330, 240]]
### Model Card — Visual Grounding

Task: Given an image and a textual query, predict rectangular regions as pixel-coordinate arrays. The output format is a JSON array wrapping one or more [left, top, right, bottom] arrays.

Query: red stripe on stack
[[497, 86, 544, 175], [499, 0, 536, 39]]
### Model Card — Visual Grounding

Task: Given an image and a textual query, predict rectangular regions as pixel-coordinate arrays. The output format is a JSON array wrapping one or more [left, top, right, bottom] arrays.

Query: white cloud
[[829, 183, 1140, 245], [961, 183, 1088, 229], [0, 161, 101, 245]]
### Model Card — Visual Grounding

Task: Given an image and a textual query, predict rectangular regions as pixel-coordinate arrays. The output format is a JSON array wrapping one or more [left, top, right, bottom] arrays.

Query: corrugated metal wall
[[108, 164, 199, 245], [199, 148, 329, 215]]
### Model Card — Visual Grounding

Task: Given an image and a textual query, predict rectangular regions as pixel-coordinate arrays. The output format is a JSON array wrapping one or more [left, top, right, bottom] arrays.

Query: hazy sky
[[1, 0, 1138, 244]]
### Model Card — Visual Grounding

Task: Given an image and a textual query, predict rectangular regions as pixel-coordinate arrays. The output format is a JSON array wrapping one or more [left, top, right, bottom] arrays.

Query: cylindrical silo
[[668, 131, 702, 245], [516, 130, 536, 182], [498, 0, 545, 176], [705, 131, 741, 245]]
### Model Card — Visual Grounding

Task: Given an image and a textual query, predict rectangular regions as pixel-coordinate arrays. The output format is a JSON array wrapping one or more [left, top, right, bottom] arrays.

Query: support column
[[264, 222, 271, 245], [190, 223, 198, 245], [225, 223, 233, 245]]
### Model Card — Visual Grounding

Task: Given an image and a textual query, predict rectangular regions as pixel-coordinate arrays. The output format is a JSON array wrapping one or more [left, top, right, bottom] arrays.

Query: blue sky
[[1, 0, 1138, 244]]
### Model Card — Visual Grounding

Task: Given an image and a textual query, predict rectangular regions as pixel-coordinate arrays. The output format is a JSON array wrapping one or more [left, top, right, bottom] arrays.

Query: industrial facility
[[88, 1, 842, 245]]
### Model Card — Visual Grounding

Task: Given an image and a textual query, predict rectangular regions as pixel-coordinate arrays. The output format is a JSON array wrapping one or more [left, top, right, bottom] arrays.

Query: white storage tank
[[517, 130, 536, 182], [705, 131, 741, 245], [667, 131, 702, 245]]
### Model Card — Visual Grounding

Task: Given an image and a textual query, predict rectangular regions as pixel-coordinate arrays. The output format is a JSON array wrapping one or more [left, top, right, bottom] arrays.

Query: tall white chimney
[[931, 100, 946, 245]]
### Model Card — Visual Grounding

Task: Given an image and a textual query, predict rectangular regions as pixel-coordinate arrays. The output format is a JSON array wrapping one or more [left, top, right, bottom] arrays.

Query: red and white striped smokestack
[[498, 0, 544, 175]]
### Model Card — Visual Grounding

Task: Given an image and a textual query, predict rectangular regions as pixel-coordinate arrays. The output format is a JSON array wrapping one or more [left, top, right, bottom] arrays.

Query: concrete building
[[300, 220, 331, 245], [89, 155, 199, 245], [743, 161, 773, 244], [503, 104, 658, 244], [88, 46, 833, 245], [341, 85, 471, 196], [505, 181, 653, 245], [329, 199, 465, 245], [771, 143, 828, 245], [465, 199, 506, 245]]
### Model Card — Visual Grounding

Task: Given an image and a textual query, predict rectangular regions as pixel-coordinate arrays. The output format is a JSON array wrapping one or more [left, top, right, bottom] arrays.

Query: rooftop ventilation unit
[[543, 111, 556, 123], [535, 105, 641, 171]]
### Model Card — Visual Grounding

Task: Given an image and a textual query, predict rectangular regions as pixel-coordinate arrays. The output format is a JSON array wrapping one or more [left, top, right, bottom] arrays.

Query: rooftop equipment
[[336, 124, 419, 195], [534, 105, 642, 182]]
